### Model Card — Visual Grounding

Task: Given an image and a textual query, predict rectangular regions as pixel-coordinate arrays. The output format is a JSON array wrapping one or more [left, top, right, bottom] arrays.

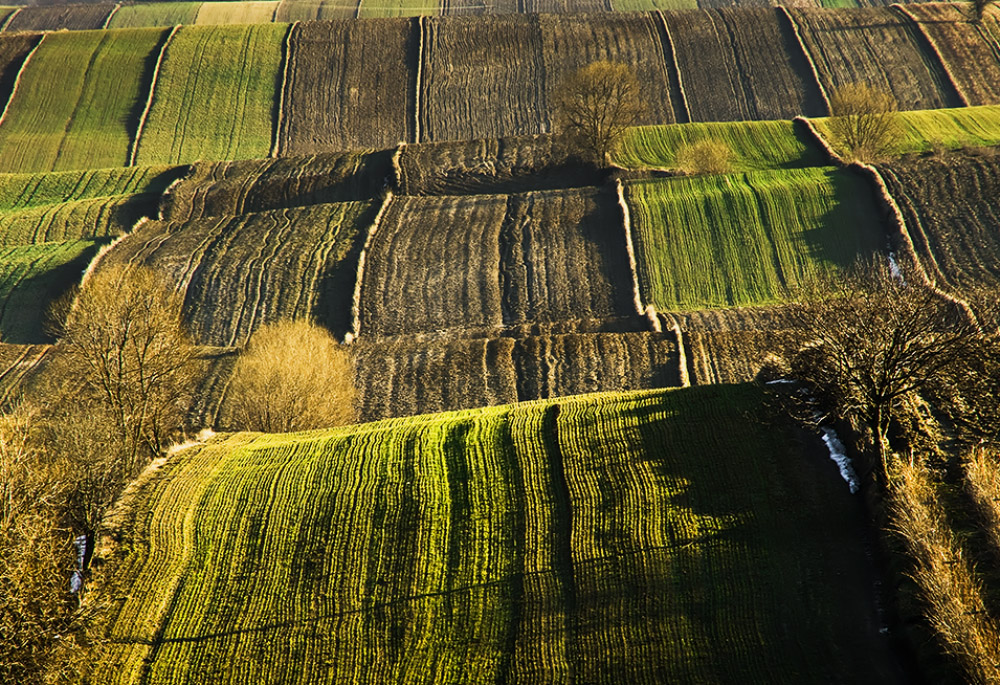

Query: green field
[[107, 3, 203, 28], [0, 239, 104, 343], [194, 1, 279, 25], [93, 385, 893, 684], [0, 196, 150, 247], [626, 167, 884, 310], [616, 119, 827, 172], [134, 23, 287, 166], [0, 28, 167, 173], [811, 105, 1000, 157], [0, 165, 182, 211], [358, 0, 438, 17], [608, 0, 698, 10]]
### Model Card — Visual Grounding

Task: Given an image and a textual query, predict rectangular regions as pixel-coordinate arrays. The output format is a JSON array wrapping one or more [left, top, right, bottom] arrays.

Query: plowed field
[[4, 4, 113, 32], [107, 3, 202, 29]]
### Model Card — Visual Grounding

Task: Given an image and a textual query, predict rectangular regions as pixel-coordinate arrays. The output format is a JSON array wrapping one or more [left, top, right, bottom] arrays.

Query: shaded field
[[788, 7, 958, 111], [0, 239, 104, 343], [353, 331, 679, 422], [358, 187, 635, 338], [277, 19, 413, 155], [161, 151, 391, 221], [616, 119, 827, 171], [194, 1, 279, 24], [0, 164, 182, 211], [0, 33, 40, 121], [0, 195, 153, 246], [664, 8, 828, 122], [684, 329, 798, 385], [896, 3, 1000, 106], [92, 385, 897, 684], [107, 3, 202, 29], [879, 150, 1000, 294], [0, 28, 167, 173], [626, 167, 884, 310], [98, 201, 374, 346], [135, 23, 286, 166], [4, 4, 113, 32]]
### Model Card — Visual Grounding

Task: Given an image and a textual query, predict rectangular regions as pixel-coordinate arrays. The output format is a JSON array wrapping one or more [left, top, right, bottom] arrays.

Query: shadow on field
[[800, 169, 883, 270]]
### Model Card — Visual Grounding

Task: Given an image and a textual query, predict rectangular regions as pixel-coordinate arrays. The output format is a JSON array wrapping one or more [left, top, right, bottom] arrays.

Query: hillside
[[93, 385, 898, 684]]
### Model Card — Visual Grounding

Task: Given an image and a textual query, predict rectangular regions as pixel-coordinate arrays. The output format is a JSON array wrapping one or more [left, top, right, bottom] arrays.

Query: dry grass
[[676, 139, 732, 175], [891, 459, 1000, 684], [966, 449, 1000, 560]]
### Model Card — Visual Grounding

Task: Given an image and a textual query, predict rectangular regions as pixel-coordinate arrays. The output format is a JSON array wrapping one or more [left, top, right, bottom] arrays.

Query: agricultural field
[[107, 3, 203, 29], [0, 239, 104, 343], [357, 187, 635, 338], [0, 34, 38, 115], [611, 0, 698, 11], [0, 195, 153, 246], [135, 23, 287, 166], [616, 118, 827, 171], [810, 104, 1000, 157], [625, 167, 884, 310], [359, 0, 439, 17], [195, 1, 280, 25], [662, 8, 827, 123], [0, 164, 182, 211], [91, 385, 897, 684], [97, 201, 374, 347], [160, 150, 390, 221], [879, 150, 1000, 294], [274, 0, 361, 21], [3, 4, 114, 32], [0, 28, 167, 173], [787, 7, 959, 112], [277, 19, 413, 155], [895, 3, 1000, 107]]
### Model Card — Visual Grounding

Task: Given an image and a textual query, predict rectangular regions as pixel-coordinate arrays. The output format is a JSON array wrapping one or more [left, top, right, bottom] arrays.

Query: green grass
[[0, 165, 182, 212], [0, 239, 104, 343], [107, 3, 203, 28], [91, 384, 896, 683], [626, 167, 884, 311], [811, 105, 1000, 157], [0, 28, 168, 173], [616, 119, 827, 172], [357, 0, 437, 17], [609, 0, 698, 9], [0, 196, 150, 247], [194, 1, 279, 25], [135, 23, 287, 166]]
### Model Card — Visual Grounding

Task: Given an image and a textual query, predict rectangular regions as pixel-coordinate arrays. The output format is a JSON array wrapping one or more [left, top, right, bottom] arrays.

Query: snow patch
[[166, 428, 216, 457], [821, 427, 860, 494], [887, 251, 904, 283], [70, 534, 87, 594]]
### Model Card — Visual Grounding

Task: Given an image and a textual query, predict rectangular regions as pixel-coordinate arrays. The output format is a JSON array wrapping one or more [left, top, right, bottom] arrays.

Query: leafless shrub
[[676, 139, 733, 175], [827, 84, 900, 163], [223, 320, 355, 433]]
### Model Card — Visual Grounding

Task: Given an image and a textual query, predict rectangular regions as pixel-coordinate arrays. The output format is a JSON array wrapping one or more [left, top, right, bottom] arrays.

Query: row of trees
[[1, 266, 355, 683]]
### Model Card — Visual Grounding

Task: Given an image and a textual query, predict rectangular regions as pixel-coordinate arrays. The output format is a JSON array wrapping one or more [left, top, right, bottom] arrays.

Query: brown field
[[420, 15, 547, 142], [98, 201, 373, 346], [161, 150, 391, 221], [788, 7, 959, 111], [685, 329, 798, 385], [879, 151, 1000, 294], [358, 187, 635, 338], [523, 0, 611, 11], [664, 8, 827, 121], [277, 19, 414, 155], [4, 4, 114, 32], [894, 3, 1000, 106]]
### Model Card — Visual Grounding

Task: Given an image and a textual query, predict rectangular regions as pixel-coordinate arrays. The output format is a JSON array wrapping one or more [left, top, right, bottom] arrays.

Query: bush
[[223, 320, 355, 433], [827, 84, 900, 163], [676, 139, 732, 175]]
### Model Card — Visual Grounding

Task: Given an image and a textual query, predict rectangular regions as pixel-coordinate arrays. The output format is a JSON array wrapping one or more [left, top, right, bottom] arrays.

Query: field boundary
[[890, 4, 968, 107], [653, 10, 690, 124], [614, 178, 645, 317], [128, 25, 180, 167], [793, 116, 844, 166], [270, 21, 299, 158], [0, 8, 20, 33], [0, 34, 43, 131], [665, 314, 690, 387], [101, 4, 121, 30], [412, 16, 425, 144], [777, 7, 831, 115], [348, 190, 394, 342], [391, 143, 405, 189]]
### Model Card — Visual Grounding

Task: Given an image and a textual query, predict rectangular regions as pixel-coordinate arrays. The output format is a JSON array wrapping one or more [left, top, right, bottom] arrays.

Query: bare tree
[[827, 84, 900, 162], [786, 265, 994, 487], [223, 320, 355, 433], [553, 61, 645, 167]]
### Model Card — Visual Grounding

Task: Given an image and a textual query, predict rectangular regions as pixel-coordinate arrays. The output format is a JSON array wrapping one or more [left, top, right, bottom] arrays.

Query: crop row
[[1, 8, 997, 172], [92, 384, 898, 683], [626, 167, 884, 311]]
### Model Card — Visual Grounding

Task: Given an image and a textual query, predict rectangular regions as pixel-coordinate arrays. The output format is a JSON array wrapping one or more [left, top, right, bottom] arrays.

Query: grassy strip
[[0, 195, 151, 247], [135, 23, 286, 166], [92, 385, 896, 683], [0, 28, 166, 173], [616, 119, 827, 171], [194, 1, 279, 25], [107, 3, 202, 28], [358, 0, 438, 17], [626, 167, 883, 310], [811, 105, 1000, 158], [0, 164, 180, 211], [609, 0, 697, 9]]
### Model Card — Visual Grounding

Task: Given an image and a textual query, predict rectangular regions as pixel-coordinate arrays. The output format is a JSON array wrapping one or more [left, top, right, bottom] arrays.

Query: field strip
[[0, 8, 20, 32], [349, 190, 394, 342], [270, 21, 298, 158], [414, 16, 425, 143], [129, 25, 179, 167], [615, 178, 644, 316], [890, 4, 968, 107], [653, 10, 690, 123], [777, 6, 830, 114], [0, 34, 42, 131], [665, 314, 690, 387]]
